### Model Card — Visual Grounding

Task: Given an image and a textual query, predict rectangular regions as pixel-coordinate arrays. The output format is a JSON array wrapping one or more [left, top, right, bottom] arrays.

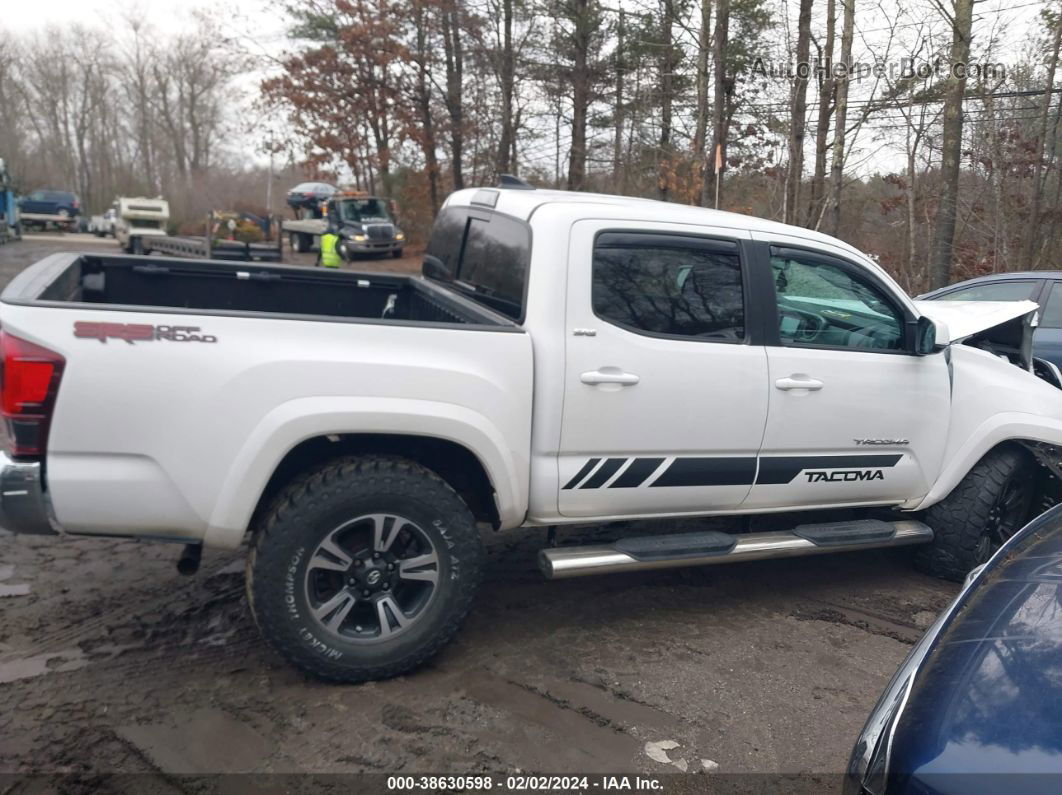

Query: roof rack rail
[[498, 174, 535, 190]]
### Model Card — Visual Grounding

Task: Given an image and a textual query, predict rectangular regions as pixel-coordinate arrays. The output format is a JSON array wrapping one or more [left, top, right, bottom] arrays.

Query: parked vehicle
[[844, 503, 1062, 795], [114, 196, 169, 253], [922, 272, 1062, 374], [282, 190, 404, 259], [286, 181, 336, 214], [4, 182, 1062, 683], [18, 189, 79, 230], [88, 208, 117, 237]]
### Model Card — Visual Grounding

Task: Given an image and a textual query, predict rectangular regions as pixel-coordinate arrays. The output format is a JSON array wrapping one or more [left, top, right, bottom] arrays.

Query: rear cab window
[[424, 206, 531, 322]]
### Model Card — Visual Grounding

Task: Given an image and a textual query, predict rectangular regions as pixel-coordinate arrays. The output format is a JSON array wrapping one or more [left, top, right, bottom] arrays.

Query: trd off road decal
[[563, 454, 902, 489], [73, 321, 218, 344]]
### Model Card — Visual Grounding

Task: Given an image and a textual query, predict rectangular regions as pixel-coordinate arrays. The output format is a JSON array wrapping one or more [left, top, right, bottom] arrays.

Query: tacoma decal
[[804, 469, 885, 483], [74, 321, 217, 344], [854, 438, 909, 446]]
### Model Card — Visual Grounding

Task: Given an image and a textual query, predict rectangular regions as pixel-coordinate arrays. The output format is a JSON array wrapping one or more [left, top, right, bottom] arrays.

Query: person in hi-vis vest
[[317, 216, 342, 268]]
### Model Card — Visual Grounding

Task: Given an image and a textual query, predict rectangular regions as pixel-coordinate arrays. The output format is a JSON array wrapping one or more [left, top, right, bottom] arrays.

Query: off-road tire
[[915, 447, 1035, 581], [246, 455, 484, 682]]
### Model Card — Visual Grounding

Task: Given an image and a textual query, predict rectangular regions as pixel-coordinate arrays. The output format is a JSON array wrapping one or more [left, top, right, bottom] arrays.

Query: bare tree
[[929, 0, 974, 288], [826, 0, 854, 235], [1023, 11, 1062, 269], [805, 0, 834, 226], [693, 0, 713, 203], [705, 0, 729, 207], [784, 0, 813, 224]]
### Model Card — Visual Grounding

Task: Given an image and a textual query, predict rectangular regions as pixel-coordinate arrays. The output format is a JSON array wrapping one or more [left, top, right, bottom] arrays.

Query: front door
[[557, 221, 770, 519], [745, 242, 952, 510]]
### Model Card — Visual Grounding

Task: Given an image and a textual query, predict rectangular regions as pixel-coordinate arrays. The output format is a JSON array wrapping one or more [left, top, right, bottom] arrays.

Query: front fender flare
[[909, 412, 1062, 511], [202, 396, 528, 549]]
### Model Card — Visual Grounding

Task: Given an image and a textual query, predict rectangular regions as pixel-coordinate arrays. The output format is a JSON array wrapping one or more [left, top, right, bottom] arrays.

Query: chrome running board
[[538, 519, 933, 580]]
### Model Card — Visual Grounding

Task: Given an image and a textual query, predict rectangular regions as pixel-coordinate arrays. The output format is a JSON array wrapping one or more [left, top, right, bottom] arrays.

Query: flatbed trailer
[[20, 212, 77, 231], [146, 233, 283, 263], [280, 218, 327, 253]]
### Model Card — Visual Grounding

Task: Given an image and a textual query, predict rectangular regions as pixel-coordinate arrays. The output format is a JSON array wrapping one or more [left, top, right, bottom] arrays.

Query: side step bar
[[539, 519, 933, 580]]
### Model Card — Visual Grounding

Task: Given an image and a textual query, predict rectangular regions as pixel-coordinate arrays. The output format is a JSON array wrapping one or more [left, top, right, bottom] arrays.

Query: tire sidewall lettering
[[286, 545, 345, 660], [433, 518, 461, 581]]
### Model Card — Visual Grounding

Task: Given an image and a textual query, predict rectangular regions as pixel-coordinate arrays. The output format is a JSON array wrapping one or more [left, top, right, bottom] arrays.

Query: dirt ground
[[0, 234, 959, 790]]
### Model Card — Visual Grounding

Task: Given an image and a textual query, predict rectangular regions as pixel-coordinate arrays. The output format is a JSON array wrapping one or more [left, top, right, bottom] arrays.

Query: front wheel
[[916, 448, 1035, 581], [392, 248, 404, 259], [247, 456, 485, 682]]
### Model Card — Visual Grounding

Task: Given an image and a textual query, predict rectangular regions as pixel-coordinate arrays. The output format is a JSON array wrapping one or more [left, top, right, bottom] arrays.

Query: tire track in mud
[[0, 554, 247, 666], [788, 596, 931, 645]]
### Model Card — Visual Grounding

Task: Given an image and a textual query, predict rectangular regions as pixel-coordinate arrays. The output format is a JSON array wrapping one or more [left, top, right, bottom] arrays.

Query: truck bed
[[2, 252, 510, 327]]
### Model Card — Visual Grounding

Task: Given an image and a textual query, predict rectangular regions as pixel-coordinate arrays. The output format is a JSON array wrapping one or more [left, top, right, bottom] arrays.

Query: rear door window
[[591, 232, 745, 341]]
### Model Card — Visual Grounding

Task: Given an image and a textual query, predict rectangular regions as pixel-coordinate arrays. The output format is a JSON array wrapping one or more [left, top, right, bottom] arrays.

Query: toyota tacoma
[[3, 181, 1062, 682]]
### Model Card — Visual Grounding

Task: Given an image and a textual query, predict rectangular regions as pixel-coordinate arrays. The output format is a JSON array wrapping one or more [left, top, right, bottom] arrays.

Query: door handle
[[775, 375, 824, 391], [581, 369, 640, 386]]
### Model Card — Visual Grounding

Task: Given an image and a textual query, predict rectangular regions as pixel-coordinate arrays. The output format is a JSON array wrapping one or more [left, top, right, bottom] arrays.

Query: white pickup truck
[[3, 183, 1062, 682]]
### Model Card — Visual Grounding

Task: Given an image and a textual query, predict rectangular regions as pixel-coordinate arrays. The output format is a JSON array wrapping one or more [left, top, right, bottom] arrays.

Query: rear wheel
[[916, 448, 1035, 581], [247, 456, 485, 682]]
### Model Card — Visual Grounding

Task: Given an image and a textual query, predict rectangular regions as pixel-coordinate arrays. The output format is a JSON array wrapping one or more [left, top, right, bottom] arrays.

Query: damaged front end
[[915, 299, 1062, 389]]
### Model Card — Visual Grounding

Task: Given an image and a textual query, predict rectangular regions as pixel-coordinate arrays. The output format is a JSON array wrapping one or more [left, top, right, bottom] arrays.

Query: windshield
[[336, 198, 391, 224]]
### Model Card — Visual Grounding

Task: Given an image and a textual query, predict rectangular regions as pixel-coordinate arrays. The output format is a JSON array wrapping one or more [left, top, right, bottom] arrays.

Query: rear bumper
[[0, 453, 58, 535]]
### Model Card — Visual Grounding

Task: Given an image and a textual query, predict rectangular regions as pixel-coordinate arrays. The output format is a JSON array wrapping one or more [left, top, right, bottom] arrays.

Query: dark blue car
[[921, 273, 1062, 370], [845, 503, 1062, 795], [18, 189, 80, 220]]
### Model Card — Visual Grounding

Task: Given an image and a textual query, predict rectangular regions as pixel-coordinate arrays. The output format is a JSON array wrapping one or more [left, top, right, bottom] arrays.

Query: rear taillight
[[0, 331, 64, 458]]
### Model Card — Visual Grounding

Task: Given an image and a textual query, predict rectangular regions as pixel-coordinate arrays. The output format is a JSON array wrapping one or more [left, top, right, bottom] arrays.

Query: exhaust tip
[[176, 543, 202, 576]]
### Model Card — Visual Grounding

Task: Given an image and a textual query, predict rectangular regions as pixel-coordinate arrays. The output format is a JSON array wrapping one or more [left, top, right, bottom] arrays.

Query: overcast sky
[[5, 0, 196, 34]]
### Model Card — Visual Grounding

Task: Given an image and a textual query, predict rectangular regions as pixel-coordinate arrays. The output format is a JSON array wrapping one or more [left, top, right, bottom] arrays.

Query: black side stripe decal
[[610, 457, 665, 488], [563, 458, 601, 489], [580, 458, 627, 488], [754, 454, 902, 485], [650, 457, 757, 487], [565, 454, 905, 489]]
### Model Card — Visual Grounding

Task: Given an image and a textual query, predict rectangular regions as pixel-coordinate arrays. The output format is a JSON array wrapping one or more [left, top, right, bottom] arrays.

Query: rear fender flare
[[202, 396, 527, 548]]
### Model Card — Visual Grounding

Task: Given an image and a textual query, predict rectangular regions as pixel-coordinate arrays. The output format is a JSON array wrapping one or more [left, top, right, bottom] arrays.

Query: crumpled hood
[[913, 299, 1040, 344]]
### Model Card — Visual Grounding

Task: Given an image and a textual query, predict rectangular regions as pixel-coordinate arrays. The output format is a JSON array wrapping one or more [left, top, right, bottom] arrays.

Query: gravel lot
[[0, 234, 959, 790]]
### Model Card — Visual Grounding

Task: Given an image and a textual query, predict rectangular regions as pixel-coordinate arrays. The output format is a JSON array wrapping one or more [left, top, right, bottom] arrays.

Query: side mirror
[[912, 315, 943, 355], [422, 254, 451, 281]]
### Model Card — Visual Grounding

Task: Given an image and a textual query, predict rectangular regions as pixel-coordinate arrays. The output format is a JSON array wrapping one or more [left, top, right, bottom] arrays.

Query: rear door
[[745, 241, 951, 510], [557, 221, 770, 518]]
